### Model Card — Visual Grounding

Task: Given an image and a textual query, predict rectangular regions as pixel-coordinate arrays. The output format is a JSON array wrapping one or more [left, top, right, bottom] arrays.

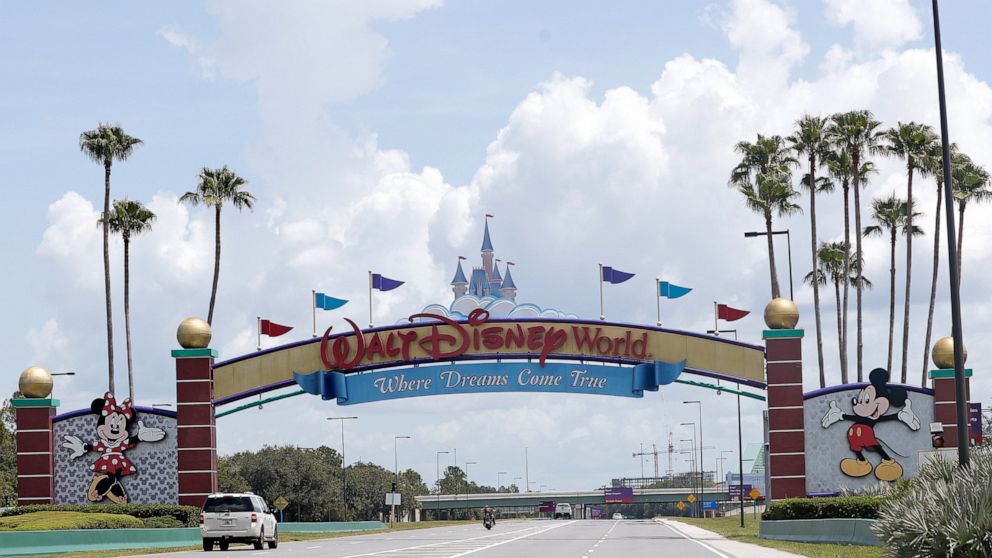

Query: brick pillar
[[12, 398, 59, 505], [173, 348, 218, 507], [763, 329, 806, 500], [930, 368, 971, 448]]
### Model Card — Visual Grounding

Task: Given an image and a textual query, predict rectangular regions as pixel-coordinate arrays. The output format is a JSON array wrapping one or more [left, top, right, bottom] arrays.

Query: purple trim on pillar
[[803, 382, 934, 400]]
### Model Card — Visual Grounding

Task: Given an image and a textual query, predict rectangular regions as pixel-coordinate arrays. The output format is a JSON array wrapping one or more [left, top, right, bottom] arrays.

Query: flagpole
[[599, 264, 605, 321], [713, 302, 719, 337], [257, 316, 261, 351], [656, 279, 661, 327], [312, 290, 317, 338], [368, 271, 374, 328]]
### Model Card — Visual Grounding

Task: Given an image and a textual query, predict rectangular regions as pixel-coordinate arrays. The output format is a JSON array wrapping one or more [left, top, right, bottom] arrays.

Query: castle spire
[[500, 265, 517, 301], [481, 218, 494, 252], [481, 215, 494, 281], [451, 257, 468, 299]]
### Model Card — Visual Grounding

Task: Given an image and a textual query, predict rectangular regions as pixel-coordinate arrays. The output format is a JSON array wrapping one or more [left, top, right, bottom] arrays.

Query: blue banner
[[659, 281, 692, 299], [602, 266, 635, 284], [372, 273, 404, 292], [294, 360, 685, 405], [315, 292, 348, 310]]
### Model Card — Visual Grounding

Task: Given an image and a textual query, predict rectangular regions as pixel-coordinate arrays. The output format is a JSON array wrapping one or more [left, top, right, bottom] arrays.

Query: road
[[150, 519, 792, 558]]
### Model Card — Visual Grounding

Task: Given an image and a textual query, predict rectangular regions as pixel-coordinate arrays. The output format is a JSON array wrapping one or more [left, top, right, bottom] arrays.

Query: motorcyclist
[[483, 506, 495, 525]]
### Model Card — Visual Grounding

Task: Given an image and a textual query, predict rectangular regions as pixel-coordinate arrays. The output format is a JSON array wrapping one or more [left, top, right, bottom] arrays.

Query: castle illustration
[[450, 219, 517, 302]]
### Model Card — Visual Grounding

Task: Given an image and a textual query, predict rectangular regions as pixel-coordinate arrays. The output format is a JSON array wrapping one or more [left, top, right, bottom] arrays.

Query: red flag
[[458, 256, 467, 260], [717, 304, 749, 321], [485, 213, 494, 218], [260, 319, 293, 337], [506, 261, 515, 266]]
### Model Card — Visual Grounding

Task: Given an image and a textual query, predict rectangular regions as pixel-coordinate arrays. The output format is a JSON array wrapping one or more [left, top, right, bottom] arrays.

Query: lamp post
[[497, 471, 507, 492], [684, 399, 704, 518], [680, 434, 696, 517], [327, 416, 358, 516], [465, 461, 477, 484], [392, 436, 410, 527], [744, 230, 793, 300], [513, 476, 522, 492], [151, 403, 172, 409], [931, 0, 969, 467], [719, 450, 734, 488], [435, 451, 450, 519]]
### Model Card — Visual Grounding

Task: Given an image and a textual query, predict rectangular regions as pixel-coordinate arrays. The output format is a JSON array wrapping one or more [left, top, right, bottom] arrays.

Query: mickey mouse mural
[[60, 393, 166, 503], [821, 368, 921, 481]]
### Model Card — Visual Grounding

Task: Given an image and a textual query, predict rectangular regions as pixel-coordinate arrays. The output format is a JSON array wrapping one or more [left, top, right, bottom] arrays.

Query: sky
[[3, 0, 992, 491]]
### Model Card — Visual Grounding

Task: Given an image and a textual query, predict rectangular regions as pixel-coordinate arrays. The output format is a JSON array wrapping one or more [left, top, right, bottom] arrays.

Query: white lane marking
[[659, 520, 735, 558], [447, 521, 574, 557], [333, 523, 559, 558]]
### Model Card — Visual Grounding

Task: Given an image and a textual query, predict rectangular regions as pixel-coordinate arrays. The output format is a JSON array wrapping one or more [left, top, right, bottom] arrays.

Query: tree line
[[733, 110, 990, 387], [79, 124, 255, 401]]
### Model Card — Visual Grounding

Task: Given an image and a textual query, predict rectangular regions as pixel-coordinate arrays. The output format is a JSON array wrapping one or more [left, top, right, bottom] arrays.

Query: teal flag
[[659, 281, 692, 299], [315, 292, 348, 310]]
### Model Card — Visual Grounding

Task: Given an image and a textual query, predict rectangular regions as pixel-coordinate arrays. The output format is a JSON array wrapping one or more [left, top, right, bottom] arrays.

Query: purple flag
[[602, 266, 635, 284], [372, 273, 404, 292]]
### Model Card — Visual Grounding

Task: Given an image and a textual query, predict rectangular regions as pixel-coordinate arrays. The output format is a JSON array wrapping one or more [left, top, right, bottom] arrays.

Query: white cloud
[[824, 0, 923, 50]]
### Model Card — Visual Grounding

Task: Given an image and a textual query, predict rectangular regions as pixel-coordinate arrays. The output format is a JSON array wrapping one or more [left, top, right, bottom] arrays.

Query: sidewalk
[[657, 519, 805, 558]]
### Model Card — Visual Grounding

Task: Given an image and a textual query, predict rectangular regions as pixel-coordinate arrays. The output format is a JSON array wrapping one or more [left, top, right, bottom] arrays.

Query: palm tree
[[788, 115, 833, 388], [864, 195, 923, 378], [731, 134, 801, 299], [882, 122, 936, 384], [106, 200, 156, 402], [951, 154, 991, 286], [79, 124, 143, 393], [180, 166, 255, 325], [921, 143, 957, 385], [829, 110, 884, 381], [805, 242, 863, 383]]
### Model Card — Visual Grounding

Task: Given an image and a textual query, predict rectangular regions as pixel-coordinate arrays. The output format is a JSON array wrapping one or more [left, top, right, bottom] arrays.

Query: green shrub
[[0, 504, 200, 527], [761, 495, 885, 520], [0, 511, 143, 531], [874, 447, 992, 557], [141, 515, 185, 528]]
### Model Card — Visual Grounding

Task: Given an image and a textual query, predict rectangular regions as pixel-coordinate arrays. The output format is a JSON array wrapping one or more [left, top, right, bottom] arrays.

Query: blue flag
[[372, 273, 404, 292], [602, 266, 635, 284], [659, 281, 692, 299], [315, 292, 348, 311]]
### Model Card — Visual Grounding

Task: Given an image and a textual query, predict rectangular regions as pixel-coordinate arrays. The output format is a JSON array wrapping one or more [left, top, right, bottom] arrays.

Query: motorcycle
[[483, 514, 494, 530]]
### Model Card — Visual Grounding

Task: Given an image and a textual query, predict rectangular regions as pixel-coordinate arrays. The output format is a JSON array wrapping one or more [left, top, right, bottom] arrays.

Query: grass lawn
[[30, 520, 476, 558], [671, 516, 887, 558]]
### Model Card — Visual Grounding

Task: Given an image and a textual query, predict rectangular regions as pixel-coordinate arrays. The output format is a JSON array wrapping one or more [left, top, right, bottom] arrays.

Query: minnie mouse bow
[[101, 392, 133, 419]]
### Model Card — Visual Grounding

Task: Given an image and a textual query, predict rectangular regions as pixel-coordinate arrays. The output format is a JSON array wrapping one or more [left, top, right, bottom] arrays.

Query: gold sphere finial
[[764, 298, 799, 329], [932, 336, 966, 369], [19, 366, 53, 398], [177, 317, 212, 349]]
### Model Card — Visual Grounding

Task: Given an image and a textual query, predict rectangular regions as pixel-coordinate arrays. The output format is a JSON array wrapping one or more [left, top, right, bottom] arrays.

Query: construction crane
[[632, 443, 661, 478]]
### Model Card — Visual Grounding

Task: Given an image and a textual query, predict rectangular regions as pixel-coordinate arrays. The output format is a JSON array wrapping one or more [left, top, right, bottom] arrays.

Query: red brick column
[[763, 329, 806, 500], [12, 399, 59, 505], [173, 348, 218, 507], [930, 368, 971, 448]]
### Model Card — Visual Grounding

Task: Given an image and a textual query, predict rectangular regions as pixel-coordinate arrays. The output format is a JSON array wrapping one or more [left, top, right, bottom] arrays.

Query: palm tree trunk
[[809, 157, 826, 388], [853, 152, 864, 382], [901, 163, 914, 383], [765, 211, 781, 299], [208, 205, 222, 325], [103, 160, 115, 393], [887, 228, 896, 374], [956, 201, 965, 289], [835, 279, 843, 376], [841, 182, 851, 384], [124, 234, 134, 402], [922, 181, 942, 386]]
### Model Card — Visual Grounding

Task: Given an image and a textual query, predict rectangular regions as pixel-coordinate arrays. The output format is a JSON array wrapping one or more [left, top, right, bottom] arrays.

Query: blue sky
[[3, 0, 992, 490]]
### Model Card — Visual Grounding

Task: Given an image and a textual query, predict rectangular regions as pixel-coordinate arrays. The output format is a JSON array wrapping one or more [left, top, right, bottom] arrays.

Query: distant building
[[451, 219, 517, 301], [724, 442, 768, 496]]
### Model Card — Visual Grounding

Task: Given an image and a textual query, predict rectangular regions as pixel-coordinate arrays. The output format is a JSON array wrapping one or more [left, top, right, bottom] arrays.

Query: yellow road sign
[[274, 496, 289, 511], [748, 488, 761, 500], [676, 501, 685, 511], [687, 494, 696, 503]]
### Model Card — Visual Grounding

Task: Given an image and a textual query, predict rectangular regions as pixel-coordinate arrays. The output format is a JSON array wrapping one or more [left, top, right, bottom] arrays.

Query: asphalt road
[[151, 519, 756, 558]]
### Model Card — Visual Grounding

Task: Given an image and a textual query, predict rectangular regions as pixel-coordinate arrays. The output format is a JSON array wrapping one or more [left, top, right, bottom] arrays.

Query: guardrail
[[0, 521, 387, 556], [758, 518, 880, 546]]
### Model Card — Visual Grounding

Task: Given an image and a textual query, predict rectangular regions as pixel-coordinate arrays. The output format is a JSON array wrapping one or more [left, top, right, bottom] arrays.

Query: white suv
[[554, 503, 572, 519], [200, 493, 278, 551]]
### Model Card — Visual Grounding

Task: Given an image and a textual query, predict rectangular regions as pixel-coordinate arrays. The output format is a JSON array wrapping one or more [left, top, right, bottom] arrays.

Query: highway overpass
[[415, 487, 730, 511]]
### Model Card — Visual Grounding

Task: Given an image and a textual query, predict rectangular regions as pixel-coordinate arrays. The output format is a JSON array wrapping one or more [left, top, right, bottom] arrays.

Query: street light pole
[[327, 416, 358, 517], [737, 391, 745, 527], [680, 429, 696, 517], [392, 436, 410, 527], [931, 0, 970, 467], [436, 450, 450, 519], [684, 400, 704, 518], [744, 230, 793, 300], [497, 471, 507, 492], [465, 461, 477, 484]]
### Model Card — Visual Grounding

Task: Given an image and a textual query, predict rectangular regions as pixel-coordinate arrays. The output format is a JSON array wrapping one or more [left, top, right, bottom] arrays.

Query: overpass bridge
[[416, 488, 729, 513]]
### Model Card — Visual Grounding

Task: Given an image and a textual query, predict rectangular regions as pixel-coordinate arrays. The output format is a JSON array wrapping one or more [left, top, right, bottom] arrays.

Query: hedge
[[0, 504, 201, 527], [0, 511, 144, 531], [761, 496, 885, 521]]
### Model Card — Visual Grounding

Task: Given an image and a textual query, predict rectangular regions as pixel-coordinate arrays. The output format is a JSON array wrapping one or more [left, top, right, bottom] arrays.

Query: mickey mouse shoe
[[874, 459, 903, 482], [840, 458, 872, 477]]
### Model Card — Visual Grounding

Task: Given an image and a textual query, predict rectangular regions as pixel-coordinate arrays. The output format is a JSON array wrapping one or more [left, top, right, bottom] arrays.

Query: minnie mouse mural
[[821, 368, 921, 481], [60, 393, 166, 503]]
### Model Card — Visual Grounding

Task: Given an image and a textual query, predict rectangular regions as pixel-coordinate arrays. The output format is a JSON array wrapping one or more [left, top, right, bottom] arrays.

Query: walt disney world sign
[[212, 309, 766, 404]]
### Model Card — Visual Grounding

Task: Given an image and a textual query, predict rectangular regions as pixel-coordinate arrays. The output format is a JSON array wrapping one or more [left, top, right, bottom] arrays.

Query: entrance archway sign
[[213, 310, 766, 405]]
